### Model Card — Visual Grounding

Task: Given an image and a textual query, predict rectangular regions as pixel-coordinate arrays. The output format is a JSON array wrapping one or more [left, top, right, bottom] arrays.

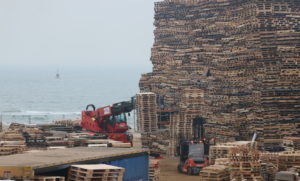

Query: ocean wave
[[1, 109, 22, 113], [0, 111, 81, 116]]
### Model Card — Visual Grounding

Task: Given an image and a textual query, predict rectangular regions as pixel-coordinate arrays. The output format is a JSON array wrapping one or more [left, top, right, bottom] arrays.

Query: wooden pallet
[[34, 176, 65, 181], [67, 164, 124, 181], [199, 165, 230, 181]]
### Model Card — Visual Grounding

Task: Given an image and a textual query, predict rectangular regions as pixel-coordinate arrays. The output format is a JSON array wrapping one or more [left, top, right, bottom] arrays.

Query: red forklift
[[177, 117, 213, 175]]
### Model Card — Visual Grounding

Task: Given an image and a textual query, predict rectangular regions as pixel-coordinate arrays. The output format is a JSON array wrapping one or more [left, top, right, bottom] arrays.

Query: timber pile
[[260, 152, 279, 168], [138, 0, 300, 154], [278, 151, 300, 171], [68, 164, 124, 181], [209, 141, 252, 164], [0, 129, 26, 156], [141, 130, 170, 155], [136, 93, 158, 132], [229, 146, 263, 181], [0, 146, 23, 156], [199, 165, 230, 181], [260, 162, 278, 181], [214, 158, 230, 166], [149, 159, 160, 181], [45, 137, 73, 147], [283, 137, 300, 151], [53, 119, 81, 127]]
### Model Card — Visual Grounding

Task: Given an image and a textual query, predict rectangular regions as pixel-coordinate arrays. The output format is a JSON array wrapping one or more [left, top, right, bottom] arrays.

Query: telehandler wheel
[[187, 167, 193, 175], [177, 165, 182, 173]]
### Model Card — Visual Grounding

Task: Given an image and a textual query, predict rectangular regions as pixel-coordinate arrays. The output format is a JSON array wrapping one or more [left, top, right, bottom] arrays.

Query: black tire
[[177, 165, 182, 173], [187, 167, 193, 175]]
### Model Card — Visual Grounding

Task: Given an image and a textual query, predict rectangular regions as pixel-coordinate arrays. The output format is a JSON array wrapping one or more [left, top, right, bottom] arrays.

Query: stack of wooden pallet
[[53, 119, 81, 127], [278, 151, 300, 171], [214, 158, 230, 166], [260, 152, 279, 169], [209, 141, 252, 164], [229, 146, 263, 181], [68, 164, 124, 181], [149, 159, 160, 181], [260, 162, 278, 181], [0, 146, 23, 156], [141, 130, 170, 155], [138, 0, 300, 155], [136, 92, 158, 132], [0, 129, 26, 156], [282, 137, 300, 151], [199, 165, 230, 181]]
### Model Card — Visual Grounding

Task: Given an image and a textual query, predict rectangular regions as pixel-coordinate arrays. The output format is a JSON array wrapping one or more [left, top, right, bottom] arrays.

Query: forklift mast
[[193, 117, 205, 140]]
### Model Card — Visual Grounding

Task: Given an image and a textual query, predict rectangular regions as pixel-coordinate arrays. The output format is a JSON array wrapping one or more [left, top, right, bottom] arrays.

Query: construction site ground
[[160, 157, 200, 181]]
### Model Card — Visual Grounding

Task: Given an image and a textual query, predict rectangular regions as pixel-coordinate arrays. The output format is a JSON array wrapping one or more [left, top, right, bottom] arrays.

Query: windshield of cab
[[113, 113, 126, 123], [188, 144, 204, 158]]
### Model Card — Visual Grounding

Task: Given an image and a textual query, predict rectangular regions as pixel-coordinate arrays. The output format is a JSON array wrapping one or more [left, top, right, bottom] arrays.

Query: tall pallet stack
[[68, 164, 124, 181], [139, 0, 300, 154], [136, 93, 158, 132]]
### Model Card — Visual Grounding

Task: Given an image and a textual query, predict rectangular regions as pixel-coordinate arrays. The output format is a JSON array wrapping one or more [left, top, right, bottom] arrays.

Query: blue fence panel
[[102, 155, 149, 181]]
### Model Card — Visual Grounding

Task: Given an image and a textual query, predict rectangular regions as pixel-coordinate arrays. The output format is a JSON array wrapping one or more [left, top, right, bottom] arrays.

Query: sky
[[0, 0, 159, 68]]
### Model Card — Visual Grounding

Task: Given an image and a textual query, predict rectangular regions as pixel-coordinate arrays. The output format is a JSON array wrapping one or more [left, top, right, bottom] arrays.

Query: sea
[[0, 65, 151, 128]]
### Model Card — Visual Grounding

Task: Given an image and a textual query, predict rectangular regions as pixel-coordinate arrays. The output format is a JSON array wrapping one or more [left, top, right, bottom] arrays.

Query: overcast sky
[[0, 0, 158, 68]]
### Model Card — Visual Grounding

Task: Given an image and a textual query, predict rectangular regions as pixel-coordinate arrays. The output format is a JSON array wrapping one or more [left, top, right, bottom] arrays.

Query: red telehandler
[[80, 100, 134, 143]]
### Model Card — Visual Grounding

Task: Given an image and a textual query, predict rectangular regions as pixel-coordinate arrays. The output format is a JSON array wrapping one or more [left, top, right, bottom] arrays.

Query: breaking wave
[[1, 110, 81, 116]]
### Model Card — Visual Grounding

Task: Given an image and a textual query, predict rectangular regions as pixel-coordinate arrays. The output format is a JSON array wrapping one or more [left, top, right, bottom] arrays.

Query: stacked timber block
[[209, 146, 233, 165], [68, 164, 124, 181], [282, 137, 300, 151], [260, 162, 278, 181], [141, 130, 170, 155], [139, 0, 300, 155], [214, 158, 230, 166], [53, 119, 81, 127], [260, 152, 279, 169], [0, 146, 23, 156], [34, 176, 65, 181], [209, 141, 252, 164], [229, 146, 263, 181], [136, 92, 158, 132], [278, 151, 300, 171], [0, 129, 26, 156], [149, 159, 160, 181], [199, 165, 230, 181]]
